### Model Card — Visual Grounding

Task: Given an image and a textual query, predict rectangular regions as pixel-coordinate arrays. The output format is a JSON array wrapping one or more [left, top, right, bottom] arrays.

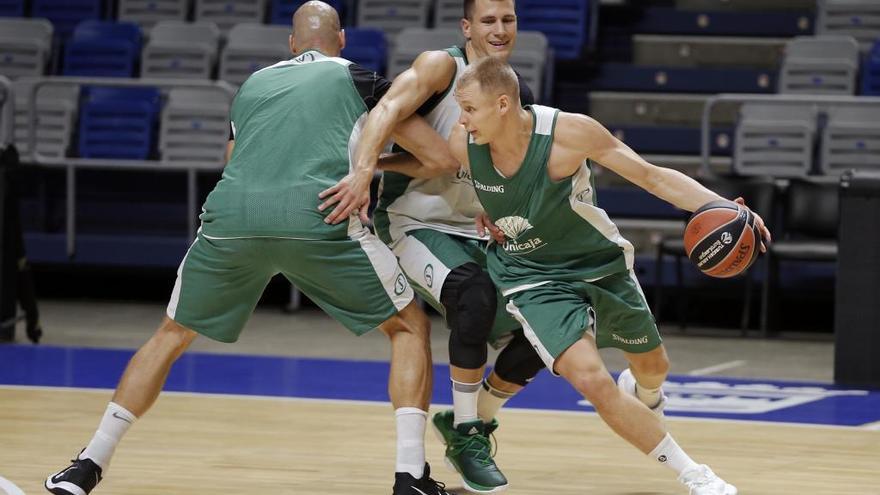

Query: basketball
[[684, 200, 760, 278]]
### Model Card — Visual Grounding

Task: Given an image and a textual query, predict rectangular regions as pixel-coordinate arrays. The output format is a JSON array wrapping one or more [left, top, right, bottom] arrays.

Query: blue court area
[[1, 344, 878, 428]]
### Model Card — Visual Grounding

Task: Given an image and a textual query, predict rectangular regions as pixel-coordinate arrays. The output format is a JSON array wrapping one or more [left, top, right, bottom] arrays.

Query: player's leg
[[392, 231, 506, 493], [279, 234, 448, 495], [592, 270, 670, 414], [45, 235, 273, 495], [508, 281, 737, 495], [478, 329, 545, 423]]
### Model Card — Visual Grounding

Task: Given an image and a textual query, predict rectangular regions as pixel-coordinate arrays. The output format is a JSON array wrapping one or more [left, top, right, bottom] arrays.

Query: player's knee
[[381, 302, 431, 340], [571, 369, 616, 406], [632, 346, 670, 377], [493, 331, 546, 386], [156, 317, 198, 353], [441, 264, 497, 346]]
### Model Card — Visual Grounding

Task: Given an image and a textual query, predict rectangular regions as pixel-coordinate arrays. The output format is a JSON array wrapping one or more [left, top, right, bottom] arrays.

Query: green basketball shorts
[[166, 229, 413, 342], [504, 270, 661, 374]]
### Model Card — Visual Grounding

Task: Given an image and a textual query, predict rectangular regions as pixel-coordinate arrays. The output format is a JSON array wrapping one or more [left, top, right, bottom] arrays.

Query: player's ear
[[461, 17, 471, 41], [338, 29, 346, 51], [289, 34, 295, 55], [498, 94, 510, 115]]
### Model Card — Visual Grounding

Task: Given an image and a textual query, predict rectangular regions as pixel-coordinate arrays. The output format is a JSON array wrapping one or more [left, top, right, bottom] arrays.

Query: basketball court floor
[[1, 300, 878, 494]]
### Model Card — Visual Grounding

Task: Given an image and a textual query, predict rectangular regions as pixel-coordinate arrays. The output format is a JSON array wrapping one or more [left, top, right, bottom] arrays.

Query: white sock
[[649, 433, 700, 477], [395, 407, 426, 479], [477, 379, 516, 423], [636, 382, 663, 409], [451, 379, 481, 426], [81, 402, 137, 470]]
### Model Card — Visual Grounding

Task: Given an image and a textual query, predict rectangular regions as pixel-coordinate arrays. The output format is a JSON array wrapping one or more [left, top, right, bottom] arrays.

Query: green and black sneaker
[[431, 411, 508, 493]]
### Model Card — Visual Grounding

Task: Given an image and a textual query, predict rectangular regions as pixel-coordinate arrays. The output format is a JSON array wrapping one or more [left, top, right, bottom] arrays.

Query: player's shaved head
[[292, 1, 342, 53]]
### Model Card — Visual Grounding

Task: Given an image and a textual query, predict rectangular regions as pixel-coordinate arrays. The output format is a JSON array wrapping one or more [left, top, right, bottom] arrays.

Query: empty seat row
[[734, 102, 880, 177], [12, 79, 230, 163]]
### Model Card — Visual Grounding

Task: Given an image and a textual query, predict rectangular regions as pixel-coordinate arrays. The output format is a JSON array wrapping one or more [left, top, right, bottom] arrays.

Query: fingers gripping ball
[[684, 200, 760, 278]]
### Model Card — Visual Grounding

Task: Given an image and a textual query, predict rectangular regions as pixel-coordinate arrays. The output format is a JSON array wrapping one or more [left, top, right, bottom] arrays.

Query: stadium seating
[[0, 0, 25, 17], [632, 7, 814, 37], [219, 23, 291, 86], [160, 87, 230, 163], [118, 0, 189, 32], [386, 27, 461, 79], [861, 39, 880, 95], [761, 178, 838, 334], [820, 105, 880, 175], [77, 86, 161, 159], [517, 0, 593, 60], [0, 18, 54, 78], [356, 0, 433, 42], [13, 79, 79, 160], [195, 0, 267, 35], [141, 21, 220, 79], [63, 20, 143, 77], [817, 0, 880, 51], [434, 0, 462, 29], [733, 103, 816, 177], [32, 0, 103, 39], [778, 35, 860, 94], [341, 28, 388, 75]]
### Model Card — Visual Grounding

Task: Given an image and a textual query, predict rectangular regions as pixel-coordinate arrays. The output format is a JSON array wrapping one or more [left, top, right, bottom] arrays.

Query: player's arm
[[319, 57, 454, 223], [352, 51, 456, 178], [225, 123, 235, 163], [554, 113, 771, 244], [447, 123, 470, 171], [382, 113, 459, 178], [554, 112, 721, 211]]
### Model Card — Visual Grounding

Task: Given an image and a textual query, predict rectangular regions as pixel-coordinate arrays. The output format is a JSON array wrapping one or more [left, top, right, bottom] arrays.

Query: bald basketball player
[[44, 3, 454, 494]]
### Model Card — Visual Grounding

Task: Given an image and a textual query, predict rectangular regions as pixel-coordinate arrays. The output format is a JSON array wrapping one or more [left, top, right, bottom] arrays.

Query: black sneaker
[[393, 463, 450, 495], [45, 451, 103, 495]]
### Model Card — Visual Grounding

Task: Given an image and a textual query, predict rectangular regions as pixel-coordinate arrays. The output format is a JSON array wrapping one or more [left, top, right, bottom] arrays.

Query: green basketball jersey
[[200, 50, 380, 240], [467, 105, 635, 295]]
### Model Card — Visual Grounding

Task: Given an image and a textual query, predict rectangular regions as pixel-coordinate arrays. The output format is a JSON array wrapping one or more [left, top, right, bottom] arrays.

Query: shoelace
[[424, 474, 447, 494], [450, 432, 494, 466]]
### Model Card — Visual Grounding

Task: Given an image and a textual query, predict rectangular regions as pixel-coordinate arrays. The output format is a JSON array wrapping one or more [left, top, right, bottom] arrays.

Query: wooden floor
[[1, 387, 878, 494]]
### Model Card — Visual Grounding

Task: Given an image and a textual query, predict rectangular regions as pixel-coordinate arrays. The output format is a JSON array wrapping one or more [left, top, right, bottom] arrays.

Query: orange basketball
[[684, 200, 760, 278]]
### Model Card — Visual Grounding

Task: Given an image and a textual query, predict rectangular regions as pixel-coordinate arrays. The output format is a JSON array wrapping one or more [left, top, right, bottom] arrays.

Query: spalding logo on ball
[[683, 200, 761, 278]]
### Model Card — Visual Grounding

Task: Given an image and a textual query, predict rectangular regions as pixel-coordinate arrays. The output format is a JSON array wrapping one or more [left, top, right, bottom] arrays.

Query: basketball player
[[448, 57, 771, 494], [319, 1, 545, 491], [44, 3, 455, 495]]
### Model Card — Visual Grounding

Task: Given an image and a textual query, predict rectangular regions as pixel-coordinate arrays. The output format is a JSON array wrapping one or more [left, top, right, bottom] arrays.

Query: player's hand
[[476, 212, 506, 244], [318, 170, 372, 225], [734, 197, 772, 252]]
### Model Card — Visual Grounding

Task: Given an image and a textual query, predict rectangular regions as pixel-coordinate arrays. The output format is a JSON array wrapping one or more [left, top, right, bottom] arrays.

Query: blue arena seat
[[517, 0, 592, 60], [270, 0, 344, 25], [341, 28, 387, 74], [63, 20, 142, 77], [634, 7, 814, 37], [77, 86, 161, 159], [32, 0, 103, 39], [0, 0, 25, 17], [588, 63, 776, 94], [862, 40, 880, 95]]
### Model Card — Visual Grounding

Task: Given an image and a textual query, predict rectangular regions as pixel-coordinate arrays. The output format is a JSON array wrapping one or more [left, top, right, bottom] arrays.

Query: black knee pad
[[441, 263, 497, 369], [493, 329, 546, 386]]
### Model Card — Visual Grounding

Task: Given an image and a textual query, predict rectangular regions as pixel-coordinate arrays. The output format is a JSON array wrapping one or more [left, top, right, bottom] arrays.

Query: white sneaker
[[678, 465, 738, 495], [616, 368, 667, 417]]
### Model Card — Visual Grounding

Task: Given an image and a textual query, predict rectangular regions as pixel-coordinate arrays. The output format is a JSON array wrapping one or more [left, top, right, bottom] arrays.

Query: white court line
[[687, 360, 748, 376], [2, 384, 877, 432], [863, 421, 880, 431], [0, 475, 26, 495]]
